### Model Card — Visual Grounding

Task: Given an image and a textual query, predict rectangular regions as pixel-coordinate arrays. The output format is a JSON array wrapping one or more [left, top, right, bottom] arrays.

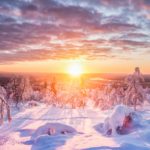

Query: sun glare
[[68, 63, 83, 77]]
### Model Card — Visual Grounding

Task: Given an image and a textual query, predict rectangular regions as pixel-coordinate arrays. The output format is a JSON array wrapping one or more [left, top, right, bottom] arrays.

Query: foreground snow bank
[[0, 102, 150, 150]]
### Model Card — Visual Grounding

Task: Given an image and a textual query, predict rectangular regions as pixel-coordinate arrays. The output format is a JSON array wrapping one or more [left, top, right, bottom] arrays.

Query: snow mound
[[95, 105, 142, 136], [31, 123, 77, 140]]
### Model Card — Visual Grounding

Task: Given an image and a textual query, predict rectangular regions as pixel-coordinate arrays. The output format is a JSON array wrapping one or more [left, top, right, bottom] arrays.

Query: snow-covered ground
[[0, 102, 150, 150]]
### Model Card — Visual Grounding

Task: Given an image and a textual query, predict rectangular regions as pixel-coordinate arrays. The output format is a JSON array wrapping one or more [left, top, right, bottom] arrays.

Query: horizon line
[[0, 71, 150, 75]]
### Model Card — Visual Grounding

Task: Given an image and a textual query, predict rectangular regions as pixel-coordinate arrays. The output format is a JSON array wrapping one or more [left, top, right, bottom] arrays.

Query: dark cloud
[[110, 39, 150, 48], [121, 33, 149, 39]]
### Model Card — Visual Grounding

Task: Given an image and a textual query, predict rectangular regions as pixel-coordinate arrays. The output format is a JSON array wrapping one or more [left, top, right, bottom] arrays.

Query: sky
[[0, 0, 150, 74]]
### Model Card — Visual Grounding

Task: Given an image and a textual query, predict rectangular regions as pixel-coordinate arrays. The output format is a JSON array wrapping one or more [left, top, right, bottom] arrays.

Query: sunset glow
[[68, 63, 83, 77], [0, 1, 150, 149]]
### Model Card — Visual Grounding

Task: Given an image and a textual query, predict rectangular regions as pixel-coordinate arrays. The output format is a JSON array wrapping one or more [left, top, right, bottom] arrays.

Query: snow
[[95, 105, 144, 136], [103, 105, 133, 135], [0, 102, 150, 150]]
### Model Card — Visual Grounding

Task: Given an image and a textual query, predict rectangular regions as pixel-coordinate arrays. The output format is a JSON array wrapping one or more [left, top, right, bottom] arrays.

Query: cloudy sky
[[0, 0, 150, 73]]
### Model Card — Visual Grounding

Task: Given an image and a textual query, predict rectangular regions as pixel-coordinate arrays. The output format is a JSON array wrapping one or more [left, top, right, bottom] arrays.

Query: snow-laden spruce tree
[[124, 67, 145, 110], [21, 77, 33, 101], [0, 85, 11, 125], [9, 76, 33, 108]]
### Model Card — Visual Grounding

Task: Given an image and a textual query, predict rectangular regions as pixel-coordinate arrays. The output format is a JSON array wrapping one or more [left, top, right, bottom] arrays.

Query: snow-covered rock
[[102, 105, 141, 135]]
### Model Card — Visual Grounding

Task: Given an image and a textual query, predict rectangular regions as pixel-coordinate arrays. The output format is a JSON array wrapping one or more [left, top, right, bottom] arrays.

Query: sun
[[68, 63, 83, 77]]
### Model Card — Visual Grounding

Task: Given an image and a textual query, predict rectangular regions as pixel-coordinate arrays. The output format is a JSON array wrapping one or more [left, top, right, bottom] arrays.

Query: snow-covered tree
[[9, 76, 33, 107], [21, 77, 33, 101], [124, 67, 145, 110], [0, 85, 11, 125]]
